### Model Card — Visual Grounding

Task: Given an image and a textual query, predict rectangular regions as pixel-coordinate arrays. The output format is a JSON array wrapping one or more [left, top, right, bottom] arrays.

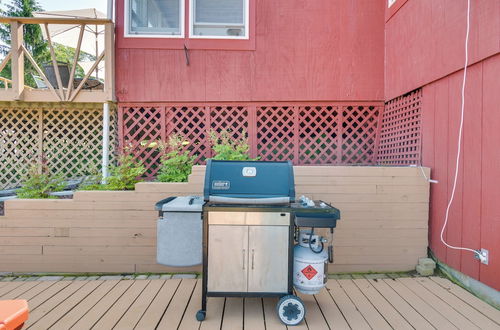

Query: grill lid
[[203, 160, 295, 204]]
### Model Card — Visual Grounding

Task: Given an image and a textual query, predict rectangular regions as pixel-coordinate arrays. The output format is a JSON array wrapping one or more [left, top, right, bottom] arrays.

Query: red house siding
[[386, 0, 500, 290], [115, 0, 385, 103], [385, 0, 500, 100]]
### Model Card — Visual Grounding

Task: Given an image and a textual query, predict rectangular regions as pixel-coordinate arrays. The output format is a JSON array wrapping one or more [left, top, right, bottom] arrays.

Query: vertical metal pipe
[[107, 0, 114, 21], [101, 102, 110, 184]]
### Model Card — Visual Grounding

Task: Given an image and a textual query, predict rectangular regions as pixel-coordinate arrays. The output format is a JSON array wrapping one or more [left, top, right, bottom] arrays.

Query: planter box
[[0, 165, 430, 274]]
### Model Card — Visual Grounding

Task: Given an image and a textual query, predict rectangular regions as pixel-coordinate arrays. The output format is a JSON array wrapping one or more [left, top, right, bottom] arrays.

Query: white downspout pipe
[[103, 1, 114, 184], [101, 102, 110, 184], [107, 0, 114, 21]]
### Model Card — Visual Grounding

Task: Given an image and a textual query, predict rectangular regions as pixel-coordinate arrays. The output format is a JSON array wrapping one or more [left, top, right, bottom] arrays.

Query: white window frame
[[124, 0, 185, 38], [189, 0, 249, 40]]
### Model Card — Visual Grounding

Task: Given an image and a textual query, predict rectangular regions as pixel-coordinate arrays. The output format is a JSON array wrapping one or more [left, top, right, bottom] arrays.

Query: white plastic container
[[156, 196, 204, 267]]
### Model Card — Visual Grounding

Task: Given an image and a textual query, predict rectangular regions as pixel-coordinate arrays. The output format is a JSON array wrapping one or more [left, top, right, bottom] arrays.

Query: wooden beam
[[104, 22, 115, 102], [0, 17, 111, 24], [44, 23, 64, 100], [10, 21, 24, 100], [69, 50, 105, 102], [21, 44, 60, 101], [0, 77, 33, 90], [66, 24, 85, 101], [0, 52, 11, 73]]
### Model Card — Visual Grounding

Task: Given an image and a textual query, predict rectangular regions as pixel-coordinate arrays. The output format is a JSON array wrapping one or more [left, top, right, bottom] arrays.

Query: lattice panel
[[122, 106, 164, 177], [256, 106, 296, 162], [0, 108, 41, 189], [298, 106, 340, 164], [377, 89, 422, 165], [166, 106, 209, 165], [119, 102, 384, 174], [43, 108, 116, 178], [340, 106, 381, 164], [0, 105, 117, 190]]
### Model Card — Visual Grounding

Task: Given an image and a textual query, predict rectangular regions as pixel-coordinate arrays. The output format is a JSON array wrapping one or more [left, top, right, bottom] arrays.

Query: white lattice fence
[[0, 104, 117, 190]]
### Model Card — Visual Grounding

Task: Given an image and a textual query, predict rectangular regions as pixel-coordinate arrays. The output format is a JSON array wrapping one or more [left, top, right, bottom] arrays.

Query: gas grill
[[197, 160, 340, 325]]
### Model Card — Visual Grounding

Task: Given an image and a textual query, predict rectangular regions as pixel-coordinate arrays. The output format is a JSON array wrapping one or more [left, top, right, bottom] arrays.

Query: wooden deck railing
[[0, 17, 114, 103]]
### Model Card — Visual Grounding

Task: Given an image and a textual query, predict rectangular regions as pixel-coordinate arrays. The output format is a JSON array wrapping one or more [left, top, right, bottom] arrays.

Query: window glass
[[129, 0, 182, 35], [192, 0, 246, 37]]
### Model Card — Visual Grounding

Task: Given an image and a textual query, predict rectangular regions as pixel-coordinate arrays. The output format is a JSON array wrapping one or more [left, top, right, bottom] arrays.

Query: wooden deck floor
[[1, 276, 499, 329]]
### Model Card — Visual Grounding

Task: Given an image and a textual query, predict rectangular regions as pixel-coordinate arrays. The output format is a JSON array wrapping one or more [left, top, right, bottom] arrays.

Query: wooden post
[[10, 21, 24, 100], [66, 24, 85, 101], [248, 105, 257, 159], [44, 24, 64, 100], [104, 22, 115, 101]]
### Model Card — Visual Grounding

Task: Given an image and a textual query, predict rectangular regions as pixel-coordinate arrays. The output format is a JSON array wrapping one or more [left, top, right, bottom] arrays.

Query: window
[[127, 0, 184, 37], [190, 0, 248, 39]]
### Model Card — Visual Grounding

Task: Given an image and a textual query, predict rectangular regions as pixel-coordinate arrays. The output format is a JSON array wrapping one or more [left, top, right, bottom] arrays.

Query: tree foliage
[[0, 0, 89, 87]]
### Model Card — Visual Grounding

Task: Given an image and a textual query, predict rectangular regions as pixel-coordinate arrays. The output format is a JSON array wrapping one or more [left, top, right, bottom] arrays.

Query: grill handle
[[242, 249, 246, 270], [251, 249, 255, 270], [208, 196, 290, 205]]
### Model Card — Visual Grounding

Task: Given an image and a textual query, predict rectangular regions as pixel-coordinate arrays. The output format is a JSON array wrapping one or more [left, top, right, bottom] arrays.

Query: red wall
[[385, 0, 500, 100], [115, 0, 385, 103], [386, 0, 500, 290]]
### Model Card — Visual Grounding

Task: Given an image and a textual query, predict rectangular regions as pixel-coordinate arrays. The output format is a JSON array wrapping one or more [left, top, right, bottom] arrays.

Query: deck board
[[398, 277, 480, 330], [71, 280, 134, 329], [199, 297, 225, 330], [156, 278, 197, 329], [177, 279, 203, 330], [297, 291, 329, 330], [113, 279, 165, 329], [314, 286, 351, 330], [221, 297, 243, 330], [338, 279, 392, 330], [383, 278, 458, 329], [92, 280, 150, 329], [262, 298, 287, 330], [26, 280, 89, 328], [4, 276, 496, 330], [28, 281, 103, 330], [430, 276, 500, 324], [368, 278, 435, 330], [244, 298, 266, 330], [327, 279, 371, 329], [353, 278, 413, 330], [15, 281, 58, 301], [134, 278, 181, 329], [0, 281, 26, 296], [417, 277, 500, 330], [0, 281, 41, 299], [50, 280, 120, 330]]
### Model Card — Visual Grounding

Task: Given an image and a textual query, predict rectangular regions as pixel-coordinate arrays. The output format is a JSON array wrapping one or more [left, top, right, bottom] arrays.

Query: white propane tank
[[293, 230, 328, 295]]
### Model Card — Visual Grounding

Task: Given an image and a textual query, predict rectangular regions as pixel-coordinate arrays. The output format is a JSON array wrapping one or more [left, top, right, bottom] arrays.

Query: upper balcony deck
[[0, 17, 114, 103]]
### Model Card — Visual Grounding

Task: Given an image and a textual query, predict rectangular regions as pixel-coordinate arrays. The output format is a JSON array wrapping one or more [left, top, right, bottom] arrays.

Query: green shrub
[[157, 134, 195, 182], [79, 147, 146, 191], [106, 154, 146, 190], [17, 157, 65, 199], [210, 129, 256, 161]]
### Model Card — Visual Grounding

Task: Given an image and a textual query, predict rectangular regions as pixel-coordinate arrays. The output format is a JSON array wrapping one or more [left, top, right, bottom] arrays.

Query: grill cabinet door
[[207, 225, 248, 292], [248, 226, 289, 292]]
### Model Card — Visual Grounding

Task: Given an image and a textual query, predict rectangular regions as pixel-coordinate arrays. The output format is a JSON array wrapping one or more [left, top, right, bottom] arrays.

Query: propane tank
[[293, 230, 329, 295]]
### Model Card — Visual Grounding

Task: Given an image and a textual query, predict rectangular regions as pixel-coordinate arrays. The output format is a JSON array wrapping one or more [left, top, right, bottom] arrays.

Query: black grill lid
[[203, 160, 295, 204]]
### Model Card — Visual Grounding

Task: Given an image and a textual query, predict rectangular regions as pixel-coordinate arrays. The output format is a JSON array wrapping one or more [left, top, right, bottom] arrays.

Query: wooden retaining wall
[[0, 166, 430, 274]]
